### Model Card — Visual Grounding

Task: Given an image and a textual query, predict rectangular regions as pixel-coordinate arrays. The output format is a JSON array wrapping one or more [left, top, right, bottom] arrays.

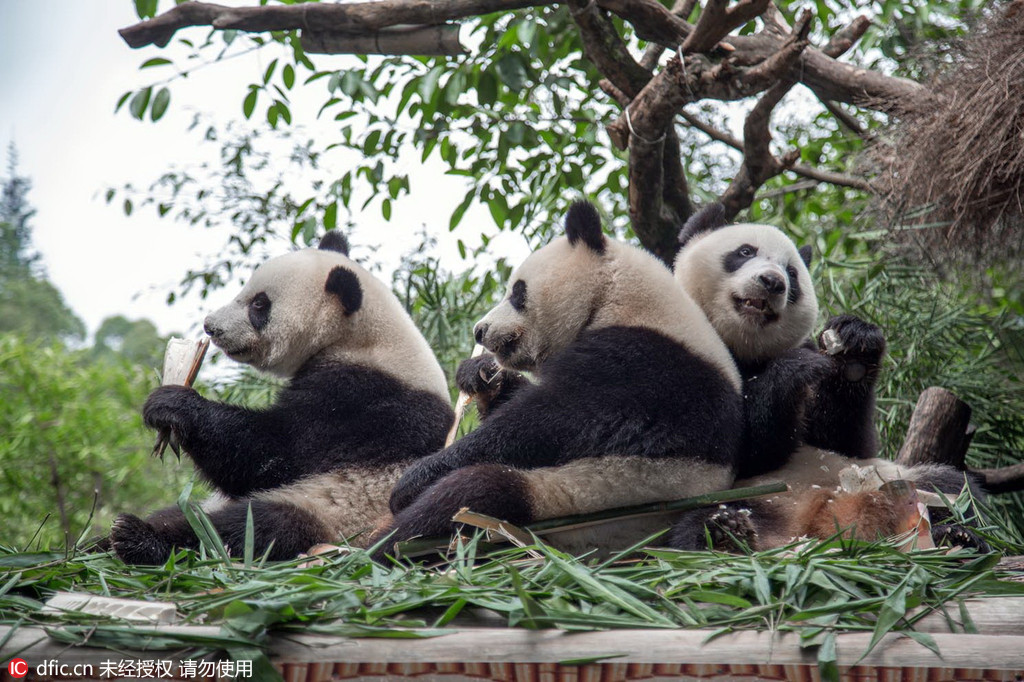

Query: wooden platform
[[3, 598, 1024, 681]]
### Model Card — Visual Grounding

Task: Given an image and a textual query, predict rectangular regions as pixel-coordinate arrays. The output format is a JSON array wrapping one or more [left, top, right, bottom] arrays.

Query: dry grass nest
[[875, 2, 1024, 264]]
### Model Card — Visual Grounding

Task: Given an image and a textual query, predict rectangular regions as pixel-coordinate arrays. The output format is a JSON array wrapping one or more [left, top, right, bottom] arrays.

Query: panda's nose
[[203, 317, 223, 339], [759, 273, 786, 295], [474, 322, 489, 345]]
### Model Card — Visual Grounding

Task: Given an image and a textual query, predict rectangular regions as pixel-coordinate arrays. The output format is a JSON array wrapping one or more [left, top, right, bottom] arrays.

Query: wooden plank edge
[[3, 626, 1024, 670]]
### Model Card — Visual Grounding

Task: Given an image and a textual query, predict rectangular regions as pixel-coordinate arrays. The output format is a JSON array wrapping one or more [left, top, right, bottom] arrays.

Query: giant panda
[[667, 205, 987, 551], [109, 232, 455, 565], [674, 202, 885, 478], [372, 201, 745, 558]]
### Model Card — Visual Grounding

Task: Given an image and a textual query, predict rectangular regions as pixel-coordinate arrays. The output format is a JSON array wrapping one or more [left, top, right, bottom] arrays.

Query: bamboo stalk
[[397, 481, 788, 558], [152, 337, 210, 459]]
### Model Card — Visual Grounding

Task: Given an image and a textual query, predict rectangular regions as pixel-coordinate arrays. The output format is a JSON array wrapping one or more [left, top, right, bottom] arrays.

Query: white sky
[[0, 1, 528, 342]]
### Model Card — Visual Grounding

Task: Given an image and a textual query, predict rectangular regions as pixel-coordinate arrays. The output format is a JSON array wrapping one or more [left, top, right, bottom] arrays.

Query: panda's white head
[[473, 202, 608, 371], [474, 201, 740, 389], [203, 232, 448, 399], [674, 204, 817, 364]]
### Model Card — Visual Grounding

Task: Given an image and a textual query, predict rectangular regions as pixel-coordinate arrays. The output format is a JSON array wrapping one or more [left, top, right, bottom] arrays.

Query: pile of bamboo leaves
[[2, 532, 1023, 682]]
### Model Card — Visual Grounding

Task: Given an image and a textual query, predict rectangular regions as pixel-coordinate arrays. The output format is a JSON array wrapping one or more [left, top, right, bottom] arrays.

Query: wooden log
[[896, 387, 973, 468]]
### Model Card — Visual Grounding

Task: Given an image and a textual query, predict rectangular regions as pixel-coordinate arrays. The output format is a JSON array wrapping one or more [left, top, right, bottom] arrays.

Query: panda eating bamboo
[[374, 201, 745, 558], [110, 233, 455, 565]]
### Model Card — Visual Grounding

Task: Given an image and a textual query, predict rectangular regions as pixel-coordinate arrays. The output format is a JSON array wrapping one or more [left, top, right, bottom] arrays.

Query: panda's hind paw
[[932, 523, 991, 553], [110, 514, 173, 566], [707, 507, 757, 552]]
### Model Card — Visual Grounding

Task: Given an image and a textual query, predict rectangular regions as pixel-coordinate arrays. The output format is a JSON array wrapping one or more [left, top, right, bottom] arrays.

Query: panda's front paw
[[143, 385, 202, 435], [455, 353, 505, 396], [110, 514, 173, 566], [819, 315, 886, 370]]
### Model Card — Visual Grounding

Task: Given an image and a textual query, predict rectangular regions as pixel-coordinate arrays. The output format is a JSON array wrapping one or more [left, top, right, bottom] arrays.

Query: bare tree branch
[[682, 0, 771, 54], [720, 10, 810, 216], [823, 15, 871, 58]]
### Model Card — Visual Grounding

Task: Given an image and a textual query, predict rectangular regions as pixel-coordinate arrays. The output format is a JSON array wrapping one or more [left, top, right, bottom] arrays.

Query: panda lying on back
[[668, 206, 987, 551], [110, 233, 454, 565], [373, 201, 744, 558]]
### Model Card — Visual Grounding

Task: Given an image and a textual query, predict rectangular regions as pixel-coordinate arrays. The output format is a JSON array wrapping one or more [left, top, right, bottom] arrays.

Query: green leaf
[[905, 631, 941, 656], [323, 202, 338, 231], [243, 89, 258, 119], [115, 91, 133, 113], [123, 198, 133, 216], [382, 198, 392, 221], [134, 0, 158, 19], [263, 59, 278, 86], [283, 64, 295, 90], [864, 576, 909, 658], [496, 54, 528, 91], [418, 65, 444, 102], [129, 87, 152, 120], [140, 57, 172, 69], [817, 630, 839, 682], [449, 191, 475, 231], [150, 87, 171, 122]]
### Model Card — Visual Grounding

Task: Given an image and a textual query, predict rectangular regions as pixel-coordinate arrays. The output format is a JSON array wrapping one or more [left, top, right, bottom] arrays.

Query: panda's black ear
[[678, 203, 727, 246], [565, 201, 605, 253], [798, 244, 813, 267], [319, 231, 350, 256], [325, 266, 363, 316]]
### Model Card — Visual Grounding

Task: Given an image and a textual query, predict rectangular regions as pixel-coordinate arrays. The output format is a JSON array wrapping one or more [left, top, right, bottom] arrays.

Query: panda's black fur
[[109, 233, 454, 565], [373, 202, 744, 559], [667, 205, 988, 552], [675, 203, 884, 477]]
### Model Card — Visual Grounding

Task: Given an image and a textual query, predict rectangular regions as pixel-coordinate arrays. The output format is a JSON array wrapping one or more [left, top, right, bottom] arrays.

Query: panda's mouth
[[733, 296, 779, 324]]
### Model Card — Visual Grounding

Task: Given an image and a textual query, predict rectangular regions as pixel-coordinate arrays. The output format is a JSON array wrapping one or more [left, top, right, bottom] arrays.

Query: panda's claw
[[932, 523, 992, 553]]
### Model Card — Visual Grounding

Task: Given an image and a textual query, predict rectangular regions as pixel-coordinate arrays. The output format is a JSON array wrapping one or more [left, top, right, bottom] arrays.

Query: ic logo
[[8, 658, 28, 678]]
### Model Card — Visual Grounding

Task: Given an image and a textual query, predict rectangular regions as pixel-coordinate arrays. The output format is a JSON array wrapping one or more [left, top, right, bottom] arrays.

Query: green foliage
[[1, 536, 1020, 680], [0, 334, 194, 549], [92, 315, 172, 368], [0, 143, 85, 342]]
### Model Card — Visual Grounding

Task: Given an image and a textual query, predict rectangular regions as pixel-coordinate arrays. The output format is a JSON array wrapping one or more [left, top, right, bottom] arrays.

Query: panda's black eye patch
[[786, 265, 802, 304], [723, 244, 758, 273], [509, 279, 527, 312], [248, 292, 271, 331]]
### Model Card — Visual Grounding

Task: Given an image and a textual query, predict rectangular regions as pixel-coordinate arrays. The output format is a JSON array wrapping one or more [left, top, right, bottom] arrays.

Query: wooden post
[[896, 387, 973, 468]]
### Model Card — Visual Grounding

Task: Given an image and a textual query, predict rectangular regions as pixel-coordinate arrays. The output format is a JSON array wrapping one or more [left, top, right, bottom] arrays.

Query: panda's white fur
[[110, 234, 454, 564], [207, 247, 448, 399], [378, 202, 745, 557], [674, 223, 817, 365]]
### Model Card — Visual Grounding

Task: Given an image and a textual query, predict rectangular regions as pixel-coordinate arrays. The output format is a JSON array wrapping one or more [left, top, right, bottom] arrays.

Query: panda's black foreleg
[[739, 347, 832, 477], [455, 353, 530, 419], [374, 464, 534, 562], [142, 385, 295, 496], [804, 315, 886, 459], [111, 500, 330, 565]]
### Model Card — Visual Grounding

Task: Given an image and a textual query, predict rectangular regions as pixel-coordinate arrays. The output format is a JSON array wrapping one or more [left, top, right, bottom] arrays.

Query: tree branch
[[682, 0, 771, 54], [680, 110, 871, 191], [720, 10, 810, 217], [119, 0, 555, 49]]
